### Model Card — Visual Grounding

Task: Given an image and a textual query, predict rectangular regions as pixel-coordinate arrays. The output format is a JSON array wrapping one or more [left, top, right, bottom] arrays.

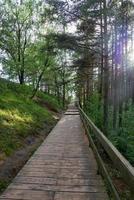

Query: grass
[[37, 91, 63, 112], [0, 78, 60, 157], [0, 93, 53, 156]]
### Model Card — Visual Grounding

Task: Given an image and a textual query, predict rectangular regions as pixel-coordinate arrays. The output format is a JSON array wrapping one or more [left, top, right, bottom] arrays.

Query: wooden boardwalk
[[0, 106, 109, 200]]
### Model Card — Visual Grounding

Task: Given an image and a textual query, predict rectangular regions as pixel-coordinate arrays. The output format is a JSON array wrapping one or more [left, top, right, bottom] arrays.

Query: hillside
[[0, 78, 63, 192]]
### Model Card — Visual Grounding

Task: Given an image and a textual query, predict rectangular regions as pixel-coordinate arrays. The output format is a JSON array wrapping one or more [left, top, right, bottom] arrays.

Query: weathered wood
[[79, 106, 134, 198], [0, 107, 109, 200]]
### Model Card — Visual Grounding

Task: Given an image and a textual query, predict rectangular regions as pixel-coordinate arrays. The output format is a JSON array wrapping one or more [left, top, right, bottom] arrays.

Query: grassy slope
[[0, 78, 62, 157]]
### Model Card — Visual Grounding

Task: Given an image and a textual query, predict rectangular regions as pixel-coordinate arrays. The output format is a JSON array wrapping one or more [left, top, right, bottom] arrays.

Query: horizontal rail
[[79, 106, 134, 197]]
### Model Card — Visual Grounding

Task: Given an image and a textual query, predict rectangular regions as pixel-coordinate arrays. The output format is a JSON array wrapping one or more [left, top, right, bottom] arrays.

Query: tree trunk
[[103, 0, 109, 135], [99, 0, 104, 102], [31, 70, 44, 99], [62, 82, 66, 108], [113, 19, 118, 129], [19, 69, 25, 85]]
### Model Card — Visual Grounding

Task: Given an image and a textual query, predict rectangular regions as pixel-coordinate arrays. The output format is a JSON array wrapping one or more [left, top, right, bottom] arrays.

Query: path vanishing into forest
[[0, 104, 109, 200]]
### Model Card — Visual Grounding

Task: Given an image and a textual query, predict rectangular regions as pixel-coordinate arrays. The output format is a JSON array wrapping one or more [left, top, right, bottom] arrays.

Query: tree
[[0, 0, 37, 84]]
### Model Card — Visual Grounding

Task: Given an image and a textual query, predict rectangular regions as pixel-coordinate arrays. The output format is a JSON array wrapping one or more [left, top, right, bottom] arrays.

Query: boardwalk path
[[0, 106, 109, 200]]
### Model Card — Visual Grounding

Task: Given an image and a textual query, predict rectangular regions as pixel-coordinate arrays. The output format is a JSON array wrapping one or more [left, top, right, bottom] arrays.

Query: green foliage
[[111, 129, 134, 166], [108, 102, 134, 165], [84, 93, 103, 129], [108, 131, 134, 165], [84, 93, 134, 165], [122, 101, 134, 136], [0, 0, 35, 82]]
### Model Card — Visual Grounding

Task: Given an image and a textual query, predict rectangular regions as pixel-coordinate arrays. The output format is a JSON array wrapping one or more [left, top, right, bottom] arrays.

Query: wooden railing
[[78, 106, 134, 200]]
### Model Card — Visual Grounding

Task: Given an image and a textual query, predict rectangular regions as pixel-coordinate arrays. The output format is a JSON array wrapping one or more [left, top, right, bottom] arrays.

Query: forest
[[0, 0, 134, 196]]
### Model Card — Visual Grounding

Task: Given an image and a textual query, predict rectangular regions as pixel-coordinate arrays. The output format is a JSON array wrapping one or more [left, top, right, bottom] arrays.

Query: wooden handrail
[[79, 106, 134, 197]]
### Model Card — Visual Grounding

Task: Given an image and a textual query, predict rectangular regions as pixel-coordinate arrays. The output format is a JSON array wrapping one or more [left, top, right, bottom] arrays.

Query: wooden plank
[[14, 177, 57, 185], [56, 177, 104, 186], [0, 189, 54, 200], [64, 113, 79, 115], [14, 177, 104, 186], [8, 183, 105, 193], [54, 192, 109, 200]]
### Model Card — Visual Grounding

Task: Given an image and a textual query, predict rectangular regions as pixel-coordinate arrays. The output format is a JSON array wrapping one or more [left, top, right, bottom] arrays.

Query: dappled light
[[0, 109, 33, 124]]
